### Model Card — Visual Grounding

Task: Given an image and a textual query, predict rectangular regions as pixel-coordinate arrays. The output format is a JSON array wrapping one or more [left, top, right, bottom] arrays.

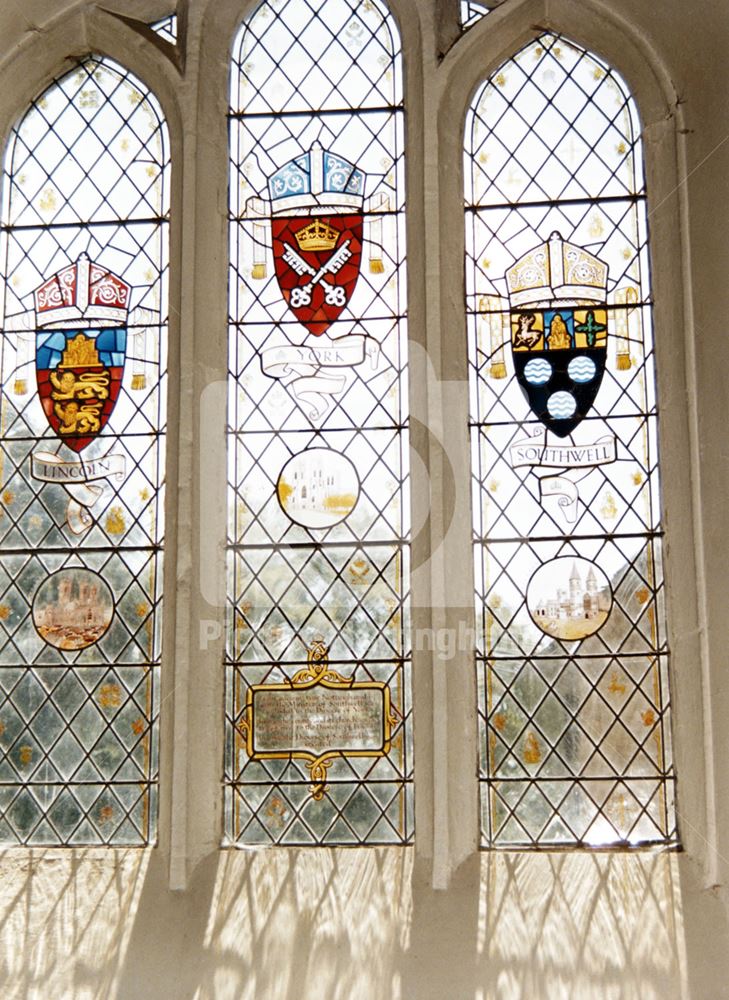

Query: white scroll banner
[[509, 431, 616, 469], [261, 335, 381, 420], [540, 475, 579, 523], [507, 428, 617, 525], [31, 451, 126, 535]]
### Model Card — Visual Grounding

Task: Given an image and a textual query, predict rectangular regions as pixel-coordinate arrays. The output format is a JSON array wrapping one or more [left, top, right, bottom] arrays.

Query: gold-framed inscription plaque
[[237, 638, 397, 799]]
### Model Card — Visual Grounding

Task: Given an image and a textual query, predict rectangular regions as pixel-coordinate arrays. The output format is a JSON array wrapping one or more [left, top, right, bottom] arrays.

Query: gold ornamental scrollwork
[[238, 638, 398, 801], [290, 637, 353, 689]]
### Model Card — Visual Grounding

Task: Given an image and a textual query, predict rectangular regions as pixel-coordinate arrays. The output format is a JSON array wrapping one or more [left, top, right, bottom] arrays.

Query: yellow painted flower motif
[[0, 605, 10, 620], [19, 745, 33, 765], [105, 507, 125, 535], [78, 89, 100, 109], [632, 471, 644, 486], [635, 587, 649, 605], [588, 215, 604, 238], [348, 558, 370, 583], [488, 479, 500, 493], [594, 66, 605, 80], [495, 73, 507, 87], [641, 709, 656, 727], [600, 492, 618, 519], [98, 805, 114, 824], [608, 672, 626, 695], [39, 188, 57, 213], [128, 89, 143, 106], [0, 721, 5, 737], [523, 732, 542, 765], [139, 488, 150, 501], [493, 712, 507, 732], [265, 796, 287, 828], [2, 491, 14, 506], [616, 141, 627, 155], [236, 602, 252, 630], [135, 602, 149, 618], [146, 165, 157, 178], [131, 718, 145, 736], [98, 683, 122, 709]]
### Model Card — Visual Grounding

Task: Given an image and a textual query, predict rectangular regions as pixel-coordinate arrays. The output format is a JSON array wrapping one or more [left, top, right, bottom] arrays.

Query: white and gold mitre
[[506, 231, 608, 309]]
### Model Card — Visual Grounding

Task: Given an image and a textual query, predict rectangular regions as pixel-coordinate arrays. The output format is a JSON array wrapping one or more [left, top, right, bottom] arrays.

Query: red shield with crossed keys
[[272, 215, 363, 336]]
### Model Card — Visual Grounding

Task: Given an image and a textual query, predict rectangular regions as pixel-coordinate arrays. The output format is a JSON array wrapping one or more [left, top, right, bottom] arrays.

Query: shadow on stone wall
[[1, 847, 728, 999]]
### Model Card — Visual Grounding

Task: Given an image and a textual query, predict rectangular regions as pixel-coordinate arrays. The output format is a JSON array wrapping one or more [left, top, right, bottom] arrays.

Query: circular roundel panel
[[526, 556, 612, 641], [523, 358, 552, 385], [546, 391, 577, 420], [32, 568, 114, 651], [567, 356, 597, 383], [277, 447, 360, 529]]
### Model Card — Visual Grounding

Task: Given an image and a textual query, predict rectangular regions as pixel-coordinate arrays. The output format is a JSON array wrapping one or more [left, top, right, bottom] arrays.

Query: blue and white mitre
[[268, 141, 365, 215]]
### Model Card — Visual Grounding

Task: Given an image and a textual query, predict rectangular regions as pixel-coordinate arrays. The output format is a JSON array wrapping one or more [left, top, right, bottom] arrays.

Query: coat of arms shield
[[248, 142, 368, 337], [271, 213, 363, 336], [507, 233, 609, 438], [34, 254, 129, 452]]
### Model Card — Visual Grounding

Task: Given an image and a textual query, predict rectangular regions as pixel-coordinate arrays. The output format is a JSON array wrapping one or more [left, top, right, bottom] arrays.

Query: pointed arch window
[[225, 0, 411, 846], [466, 34, 676, 847], [0, 57, 169, 844]]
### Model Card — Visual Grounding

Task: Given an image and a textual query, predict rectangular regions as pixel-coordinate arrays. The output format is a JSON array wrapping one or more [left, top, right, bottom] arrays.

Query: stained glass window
[[150, 15, 177, 44], [0, 58, 169, 844], [461, 1, 493, 30], [466, 34, 676, 847], [226, 0, 411, 845]]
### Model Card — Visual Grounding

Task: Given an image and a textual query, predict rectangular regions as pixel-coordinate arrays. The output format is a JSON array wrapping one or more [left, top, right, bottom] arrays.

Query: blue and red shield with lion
[[34, 254, 129, 451]]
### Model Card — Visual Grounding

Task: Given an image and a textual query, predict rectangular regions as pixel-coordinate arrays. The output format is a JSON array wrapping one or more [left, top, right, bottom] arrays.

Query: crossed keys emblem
[[265, 212, 363, 336], [282, 239, 352, 309]]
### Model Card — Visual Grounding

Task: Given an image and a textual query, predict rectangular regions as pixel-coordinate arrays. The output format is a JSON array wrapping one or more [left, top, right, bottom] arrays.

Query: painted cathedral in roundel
[[531, 561, 610, 624]]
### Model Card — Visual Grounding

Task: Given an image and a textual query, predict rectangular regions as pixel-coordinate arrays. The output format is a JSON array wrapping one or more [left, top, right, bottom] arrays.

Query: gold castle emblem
[[59, 333, 103, 368], [294, 218, 340, 252], [50, 333, 110, 437]]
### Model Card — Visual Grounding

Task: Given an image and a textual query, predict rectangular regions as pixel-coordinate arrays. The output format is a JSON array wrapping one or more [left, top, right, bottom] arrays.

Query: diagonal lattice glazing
[[466, 34, 676, 848], [226, 0, 411, 846], [0, 58, 168, 845]]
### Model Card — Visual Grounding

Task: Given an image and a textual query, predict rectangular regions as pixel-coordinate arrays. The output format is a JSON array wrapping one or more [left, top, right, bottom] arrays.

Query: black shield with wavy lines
[[511, 307, 607, 437]]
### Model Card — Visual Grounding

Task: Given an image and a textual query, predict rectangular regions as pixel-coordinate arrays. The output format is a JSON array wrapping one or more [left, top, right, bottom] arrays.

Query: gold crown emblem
[[59, 334, 102, 369], [294, 219, 340, 252]]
